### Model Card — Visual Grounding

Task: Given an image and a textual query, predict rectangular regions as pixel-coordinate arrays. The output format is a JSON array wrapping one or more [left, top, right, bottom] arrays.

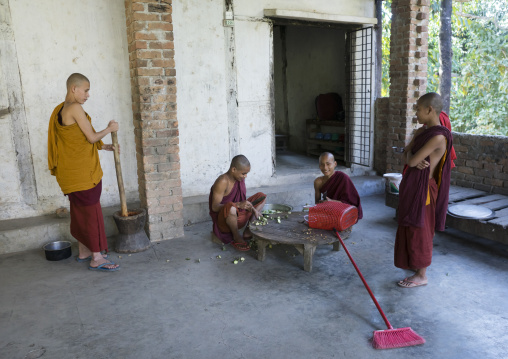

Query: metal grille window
[[345, 27, 373, 167]]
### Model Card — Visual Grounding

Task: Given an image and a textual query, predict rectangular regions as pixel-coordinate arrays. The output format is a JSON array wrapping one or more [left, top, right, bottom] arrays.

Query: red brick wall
[[386, 0, 430, 173], [124, 0, 183, 240], [451, 133, 508, 195]]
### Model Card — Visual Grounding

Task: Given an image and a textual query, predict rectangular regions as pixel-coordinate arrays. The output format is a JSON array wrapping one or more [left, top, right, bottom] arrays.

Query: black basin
[[43, 241, 72, 261]]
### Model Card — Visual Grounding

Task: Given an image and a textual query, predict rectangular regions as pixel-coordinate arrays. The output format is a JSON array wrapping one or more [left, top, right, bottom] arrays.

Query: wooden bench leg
[[256, 238, 268, 262], [303, 243, 316, 272]]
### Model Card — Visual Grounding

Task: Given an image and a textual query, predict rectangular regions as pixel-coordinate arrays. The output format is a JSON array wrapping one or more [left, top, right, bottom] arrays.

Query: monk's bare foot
[[77, 253, 108, 261], [90, 257, 119, 270], [397, 274, 428, 288], [243, 227, 253, 240]]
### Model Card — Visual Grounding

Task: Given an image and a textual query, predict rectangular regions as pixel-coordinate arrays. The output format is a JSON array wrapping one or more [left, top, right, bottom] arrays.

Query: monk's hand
[[108, 120, 119, 133], [102, 144, 120, 153], [416, 159, 430, 170], [237, 200, 253, 211], [252, 208, 261, 220]]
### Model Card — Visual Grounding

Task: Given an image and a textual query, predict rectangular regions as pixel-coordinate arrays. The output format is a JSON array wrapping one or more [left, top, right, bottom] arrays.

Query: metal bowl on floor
[[42, 241, 72, 261], [262, 204, 293, 212]]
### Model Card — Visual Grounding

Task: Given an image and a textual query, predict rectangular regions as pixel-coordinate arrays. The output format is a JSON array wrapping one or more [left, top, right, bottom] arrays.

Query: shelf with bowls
[[306, 119, 346, 162]]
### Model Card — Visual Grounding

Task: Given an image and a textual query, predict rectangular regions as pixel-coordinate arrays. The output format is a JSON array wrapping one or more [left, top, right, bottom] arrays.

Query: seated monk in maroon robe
[[313, 152, 363, 219], [209, 155, 266, 251], [395, 93, 453, 288]]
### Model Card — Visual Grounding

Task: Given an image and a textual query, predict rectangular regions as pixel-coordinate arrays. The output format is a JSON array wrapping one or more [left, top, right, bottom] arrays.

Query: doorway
[[272, 22, 373, 169]]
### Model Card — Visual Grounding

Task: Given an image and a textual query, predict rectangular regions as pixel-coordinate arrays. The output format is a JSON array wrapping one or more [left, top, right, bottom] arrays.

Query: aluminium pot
[[42, 241, 72, 261]]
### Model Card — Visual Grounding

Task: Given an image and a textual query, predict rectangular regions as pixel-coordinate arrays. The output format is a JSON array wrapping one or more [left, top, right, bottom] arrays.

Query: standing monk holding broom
[[48, 73, 120, 272]]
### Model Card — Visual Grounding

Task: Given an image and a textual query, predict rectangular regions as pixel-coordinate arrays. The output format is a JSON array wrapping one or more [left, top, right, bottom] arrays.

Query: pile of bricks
[[124, 0, 183, 240]]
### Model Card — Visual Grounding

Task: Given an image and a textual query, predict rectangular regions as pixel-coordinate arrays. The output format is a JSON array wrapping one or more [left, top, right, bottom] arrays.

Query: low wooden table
[[250, 212, 351, 272]]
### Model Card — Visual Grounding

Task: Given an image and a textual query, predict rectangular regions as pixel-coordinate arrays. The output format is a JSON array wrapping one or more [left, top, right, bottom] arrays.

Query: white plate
[[448, 204, 495, 219]]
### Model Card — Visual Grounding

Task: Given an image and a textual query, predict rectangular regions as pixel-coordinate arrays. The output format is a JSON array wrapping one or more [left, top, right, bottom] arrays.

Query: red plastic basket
[[308, 201, 358, 231]]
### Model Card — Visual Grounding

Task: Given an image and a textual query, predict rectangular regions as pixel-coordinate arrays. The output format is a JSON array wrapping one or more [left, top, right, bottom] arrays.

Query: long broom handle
[[111, 131, 128, 217], [334, 228, 393, 330]]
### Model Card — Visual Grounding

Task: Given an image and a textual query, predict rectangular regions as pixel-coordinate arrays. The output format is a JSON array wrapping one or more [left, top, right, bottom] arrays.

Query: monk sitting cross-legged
[[313, 152, 363, 219], [209, 155, 266, 251]]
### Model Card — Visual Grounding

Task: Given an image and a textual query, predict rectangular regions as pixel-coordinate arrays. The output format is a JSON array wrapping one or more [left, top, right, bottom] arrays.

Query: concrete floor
[[1, 194, 507, 359]]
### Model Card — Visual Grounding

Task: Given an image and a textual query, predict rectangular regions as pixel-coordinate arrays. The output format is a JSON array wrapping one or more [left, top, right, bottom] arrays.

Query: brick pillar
[[124, 0, 183, 241], [386, 0, 430, 173]]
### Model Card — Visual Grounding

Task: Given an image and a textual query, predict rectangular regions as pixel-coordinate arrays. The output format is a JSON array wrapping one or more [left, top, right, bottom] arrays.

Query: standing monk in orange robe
[[209, 155, 266, 251], [48, 73, 120, 271], [395, 93, 453, 288]]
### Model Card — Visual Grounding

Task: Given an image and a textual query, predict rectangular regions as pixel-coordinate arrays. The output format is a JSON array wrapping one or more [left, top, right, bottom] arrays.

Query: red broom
[[333, 228, 425, 349]]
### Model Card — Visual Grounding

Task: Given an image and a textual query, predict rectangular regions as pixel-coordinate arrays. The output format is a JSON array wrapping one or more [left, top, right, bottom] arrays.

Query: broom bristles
[[372, 327, 425, 349]]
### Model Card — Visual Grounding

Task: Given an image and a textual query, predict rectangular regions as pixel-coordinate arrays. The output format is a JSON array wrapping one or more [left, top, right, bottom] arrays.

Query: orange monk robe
[[48, 102, 103, 194], [48, 102, 108, 253]]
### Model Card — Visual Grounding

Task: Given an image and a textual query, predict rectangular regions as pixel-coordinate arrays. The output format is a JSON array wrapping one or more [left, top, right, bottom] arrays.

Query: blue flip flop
[[88, 262, 120, 272], [76, 254, 109, 263]]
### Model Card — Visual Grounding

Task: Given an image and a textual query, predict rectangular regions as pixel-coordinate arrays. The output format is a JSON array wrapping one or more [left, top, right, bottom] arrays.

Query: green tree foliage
[[381, 0, 508, 136]]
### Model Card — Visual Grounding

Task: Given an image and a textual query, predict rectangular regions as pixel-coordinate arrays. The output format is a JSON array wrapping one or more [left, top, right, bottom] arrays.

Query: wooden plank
[[457, 194, 506, 206], [448, 186, 464, 195], [487, 216, 508, 227], [490, 207, 508, 219], [446, 215, 508, 244], [482, 198, 508, 211], [448, 188, 486, 203]]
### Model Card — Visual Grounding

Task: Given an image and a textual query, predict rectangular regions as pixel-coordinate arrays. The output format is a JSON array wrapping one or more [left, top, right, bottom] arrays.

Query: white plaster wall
[[5, 0, 136, 218], [235, 20, 274, 187], [173, 0, 230, 196], [0, 67, 22, 205], [235, 0, 375, 19]]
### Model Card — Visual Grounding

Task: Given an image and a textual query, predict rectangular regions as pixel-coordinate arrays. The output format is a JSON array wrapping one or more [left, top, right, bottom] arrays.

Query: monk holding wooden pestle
[[48, 73, 120, 272]]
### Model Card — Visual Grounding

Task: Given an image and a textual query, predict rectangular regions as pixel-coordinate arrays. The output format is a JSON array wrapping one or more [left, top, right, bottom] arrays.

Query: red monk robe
[[208, 179, 265, 244], [68, 180, 108, 253], [320, 171, 363, 219], [395, 125, 453, 269], [403, 111, 456, 175], [439, 112, 457, 168]]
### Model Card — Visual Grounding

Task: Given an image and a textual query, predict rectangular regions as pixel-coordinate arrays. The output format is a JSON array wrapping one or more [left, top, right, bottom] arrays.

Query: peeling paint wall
[[0, 0, 136, 220], [174, 0, 374, 196], [173, 0, 230, 196]]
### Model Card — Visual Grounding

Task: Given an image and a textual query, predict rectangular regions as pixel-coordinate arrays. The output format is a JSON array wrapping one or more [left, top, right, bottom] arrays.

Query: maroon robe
[[209, 180, 246, 244], [395, 178, 437, 269], [395, 125, 453, 269], [320, 171, 363, 219], [398, 125, 453, 231], [68, 181, 108, 253]]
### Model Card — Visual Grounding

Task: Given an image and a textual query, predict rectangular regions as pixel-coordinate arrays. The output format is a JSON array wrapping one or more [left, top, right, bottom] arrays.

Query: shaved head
[[319, 152, 335, 162], [418, 92, 443, 114], [231, 154, 250, 170], [66, 73, 89, 90]]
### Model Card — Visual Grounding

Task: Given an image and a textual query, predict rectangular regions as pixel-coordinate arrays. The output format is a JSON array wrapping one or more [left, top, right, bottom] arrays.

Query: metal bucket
[[262, 204, 293, 212], [42, 241, 72, 261]]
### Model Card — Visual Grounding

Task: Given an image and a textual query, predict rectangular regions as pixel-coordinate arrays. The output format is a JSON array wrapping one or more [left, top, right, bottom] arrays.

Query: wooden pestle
[[111, 131, 128, 217]]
